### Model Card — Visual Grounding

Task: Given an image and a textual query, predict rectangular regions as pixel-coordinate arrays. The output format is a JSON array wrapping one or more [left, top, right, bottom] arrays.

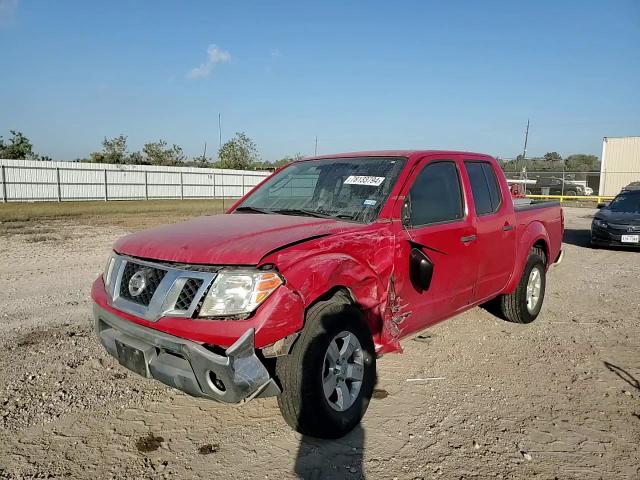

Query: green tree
[[0, 130, 35, 159], [274, 153, 303, 167], [543, 152, 562, 163], [90, 135, 130, 164], [217, 132, 259, 169], [187, 155, 215, 168], [142, 140, 186, 166], [252, 153, 303, 170], [564, 154, 600, 172]]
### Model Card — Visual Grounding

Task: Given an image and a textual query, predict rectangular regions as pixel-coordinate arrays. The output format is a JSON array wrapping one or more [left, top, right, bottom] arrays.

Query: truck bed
[[514, 200, 564, 263], [514, 200, 561, 212]]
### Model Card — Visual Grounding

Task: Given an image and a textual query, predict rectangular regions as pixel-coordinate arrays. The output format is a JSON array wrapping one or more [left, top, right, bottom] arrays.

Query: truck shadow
[[563, 228, 592, 248], [294, 425, 365, 479]]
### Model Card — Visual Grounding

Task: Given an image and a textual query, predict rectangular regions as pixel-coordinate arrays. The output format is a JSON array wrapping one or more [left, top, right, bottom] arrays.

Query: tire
[[275, 293, 376, 439], [565, 190, 577, 196], [497, 247, 547, 324]]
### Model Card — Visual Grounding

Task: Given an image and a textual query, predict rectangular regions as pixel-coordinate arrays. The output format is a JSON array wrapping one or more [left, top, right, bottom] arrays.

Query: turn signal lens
[[254, 273, 283, 304], [103, 253, 116, 288]]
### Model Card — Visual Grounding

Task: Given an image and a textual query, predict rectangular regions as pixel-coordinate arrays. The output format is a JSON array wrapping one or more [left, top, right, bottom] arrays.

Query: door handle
[[460, 234, 477, 243], [503, 223, 514, 231]]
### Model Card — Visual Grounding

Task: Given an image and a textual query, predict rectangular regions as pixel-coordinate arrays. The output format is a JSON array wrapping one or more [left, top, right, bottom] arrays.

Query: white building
[[599, 136, 640, 196]]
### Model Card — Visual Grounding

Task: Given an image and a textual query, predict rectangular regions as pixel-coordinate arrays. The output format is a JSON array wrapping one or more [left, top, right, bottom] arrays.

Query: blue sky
[[1, 0, 639, 162]]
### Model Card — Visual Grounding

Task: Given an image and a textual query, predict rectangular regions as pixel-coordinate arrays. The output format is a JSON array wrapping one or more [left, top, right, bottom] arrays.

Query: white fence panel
[[58, 167, 105, 200], [0, 159, 271, 202]]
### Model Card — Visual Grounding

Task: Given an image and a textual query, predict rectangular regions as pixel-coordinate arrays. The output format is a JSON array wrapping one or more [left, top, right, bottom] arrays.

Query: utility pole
[[520, 119, 530, 179], [218, 113, 222, 150], [314, 136, 318, 156], [202, 141, 207, 161]]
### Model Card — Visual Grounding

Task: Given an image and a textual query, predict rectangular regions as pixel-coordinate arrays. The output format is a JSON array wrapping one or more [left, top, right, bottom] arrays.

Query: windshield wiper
[[272, 208, 334, 219], [234, 206, 274, 214]]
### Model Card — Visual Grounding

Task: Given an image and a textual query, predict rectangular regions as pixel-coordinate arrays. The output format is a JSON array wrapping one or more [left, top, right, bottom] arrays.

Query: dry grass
[[0, 199, 231, 236]]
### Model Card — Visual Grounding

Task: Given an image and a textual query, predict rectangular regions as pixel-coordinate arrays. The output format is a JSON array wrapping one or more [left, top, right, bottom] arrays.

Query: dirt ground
[[0, 206, 638, 479]]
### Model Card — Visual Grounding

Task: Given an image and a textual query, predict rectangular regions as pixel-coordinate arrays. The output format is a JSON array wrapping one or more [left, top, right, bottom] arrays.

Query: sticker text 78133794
[[344, 176, 386, 187]]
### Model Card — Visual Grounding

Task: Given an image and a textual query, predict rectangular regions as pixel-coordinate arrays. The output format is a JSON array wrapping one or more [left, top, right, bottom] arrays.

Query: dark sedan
[[591, 189, 640, 248]]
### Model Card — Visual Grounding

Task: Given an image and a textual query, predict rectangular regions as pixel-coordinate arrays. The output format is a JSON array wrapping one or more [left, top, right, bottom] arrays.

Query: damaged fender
[[262, 229, 403, 353]]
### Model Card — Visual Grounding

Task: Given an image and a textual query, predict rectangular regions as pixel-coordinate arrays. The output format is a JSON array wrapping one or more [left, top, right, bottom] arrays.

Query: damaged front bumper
[[93, 304, 281, 403]]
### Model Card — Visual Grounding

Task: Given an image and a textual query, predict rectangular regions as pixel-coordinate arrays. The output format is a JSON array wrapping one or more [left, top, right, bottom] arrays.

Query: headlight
[[103, 252, 116, 287], [199, 270, 283, 318], [593, 219, 608, 228]]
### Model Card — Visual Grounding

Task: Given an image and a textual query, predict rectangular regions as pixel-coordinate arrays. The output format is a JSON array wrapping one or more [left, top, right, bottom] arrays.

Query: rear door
[[393, 156, 479, 337], [463, 159, 516, 301]]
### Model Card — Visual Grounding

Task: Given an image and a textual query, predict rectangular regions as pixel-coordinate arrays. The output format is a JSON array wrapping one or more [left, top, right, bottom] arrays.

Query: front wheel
[[275, 294, 376, 439], [497, 247, 547, 324]]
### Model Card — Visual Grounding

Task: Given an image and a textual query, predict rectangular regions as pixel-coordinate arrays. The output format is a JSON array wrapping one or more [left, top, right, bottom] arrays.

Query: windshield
[[608, 192, 640, 213], [236, 157, 406, 223]]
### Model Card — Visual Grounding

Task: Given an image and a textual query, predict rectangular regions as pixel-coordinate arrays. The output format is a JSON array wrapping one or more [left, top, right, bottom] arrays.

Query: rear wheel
[[275, 293, 376, 438], [497, 247, 547, 324]]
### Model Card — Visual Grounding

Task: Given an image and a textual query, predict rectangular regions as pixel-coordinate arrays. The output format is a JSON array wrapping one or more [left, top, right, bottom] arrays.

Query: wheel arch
[[532, 238, 549, 264], [504, 221, 550, 293]]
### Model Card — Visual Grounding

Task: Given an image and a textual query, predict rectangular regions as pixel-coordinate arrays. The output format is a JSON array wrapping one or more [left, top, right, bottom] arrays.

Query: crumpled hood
[[595, 209, 640, 226], [114, 213, 360, 265]]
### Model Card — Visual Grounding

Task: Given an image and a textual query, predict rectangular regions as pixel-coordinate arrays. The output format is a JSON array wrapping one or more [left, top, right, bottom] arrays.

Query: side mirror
[[401, 197, 411, 227], [409, 248, 434, 292], [597, 203, 608, 209]]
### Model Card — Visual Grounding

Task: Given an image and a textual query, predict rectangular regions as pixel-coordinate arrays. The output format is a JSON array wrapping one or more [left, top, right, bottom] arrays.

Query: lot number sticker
[[344, 176, 386, 187]]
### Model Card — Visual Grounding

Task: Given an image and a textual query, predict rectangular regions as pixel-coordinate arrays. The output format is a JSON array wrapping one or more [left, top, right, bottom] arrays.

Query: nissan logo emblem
[[128, 270, 147, 297]]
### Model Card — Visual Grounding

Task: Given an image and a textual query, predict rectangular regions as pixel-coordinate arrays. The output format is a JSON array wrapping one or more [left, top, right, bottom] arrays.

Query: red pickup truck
[[92, 150, 563, 438]]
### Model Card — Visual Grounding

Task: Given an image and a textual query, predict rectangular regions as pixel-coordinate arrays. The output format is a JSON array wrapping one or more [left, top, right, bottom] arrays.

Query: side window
[[465, 162, 501, 215], [408, 161, 463, 226], [482, 163, 502, 211]]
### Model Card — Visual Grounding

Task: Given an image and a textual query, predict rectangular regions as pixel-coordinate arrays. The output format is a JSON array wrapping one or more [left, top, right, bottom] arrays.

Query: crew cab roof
[[306, 150, 495, 161]]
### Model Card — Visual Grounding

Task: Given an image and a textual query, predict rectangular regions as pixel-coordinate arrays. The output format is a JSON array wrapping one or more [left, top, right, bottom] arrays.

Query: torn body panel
[[262, 222, 403, 353]]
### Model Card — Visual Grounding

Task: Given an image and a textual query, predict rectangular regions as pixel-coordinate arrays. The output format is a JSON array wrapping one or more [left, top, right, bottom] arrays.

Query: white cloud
[[208, 44, 230, 63], [187, 44, 230, 80], [0, 0, 18, 26]]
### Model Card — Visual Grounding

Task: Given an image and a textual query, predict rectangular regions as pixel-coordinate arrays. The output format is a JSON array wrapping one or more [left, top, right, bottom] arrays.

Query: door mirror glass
[[409, 248, 434, 292]]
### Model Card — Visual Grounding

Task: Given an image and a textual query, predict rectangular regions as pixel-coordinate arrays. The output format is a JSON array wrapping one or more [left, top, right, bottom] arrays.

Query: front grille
[[174, 278, 204, 311], [119, 261, 167, 306], [608, 223, 640, 233]]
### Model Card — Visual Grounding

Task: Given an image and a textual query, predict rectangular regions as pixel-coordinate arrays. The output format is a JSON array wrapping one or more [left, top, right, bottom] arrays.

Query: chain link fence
[[503, 170, 640, 197]]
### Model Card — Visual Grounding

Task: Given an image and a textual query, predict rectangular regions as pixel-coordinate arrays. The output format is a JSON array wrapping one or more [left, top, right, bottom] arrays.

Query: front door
[[392, 157, 479, 338]]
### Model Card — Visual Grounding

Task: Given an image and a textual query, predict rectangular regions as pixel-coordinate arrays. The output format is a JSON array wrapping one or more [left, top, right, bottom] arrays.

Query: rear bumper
[[93, 304, 281, 403], [552, 248, 564, 267]]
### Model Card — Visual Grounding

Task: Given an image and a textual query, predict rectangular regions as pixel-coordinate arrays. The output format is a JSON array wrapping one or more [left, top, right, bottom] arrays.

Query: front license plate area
[[115, 340, 148, 377], [621, 234, 639, 243]]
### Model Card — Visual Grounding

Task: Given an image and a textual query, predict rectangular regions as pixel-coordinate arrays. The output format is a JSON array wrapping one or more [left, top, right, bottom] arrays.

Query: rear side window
[[408, 161, 464, 226], [465, 162, 502, 215]]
